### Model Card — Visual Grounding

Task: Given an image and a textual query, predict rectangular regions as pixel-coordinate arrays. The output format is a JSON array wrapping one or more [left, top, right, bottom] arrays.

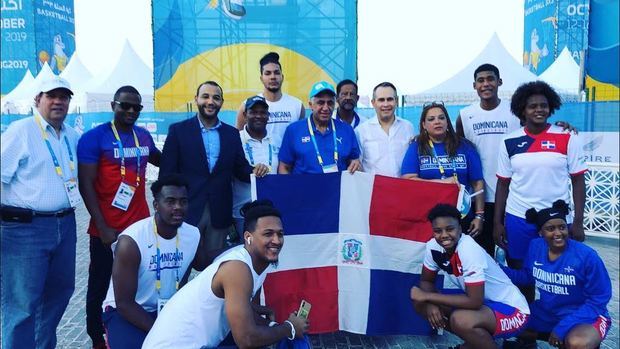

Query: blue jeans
[[1, 213, 76, 349]]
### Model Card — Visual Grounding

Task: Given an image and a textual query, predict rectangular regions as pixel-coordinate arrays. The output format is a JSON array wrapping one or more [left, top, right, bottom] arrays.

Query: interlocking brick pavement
[[56, 202, 619, 349]]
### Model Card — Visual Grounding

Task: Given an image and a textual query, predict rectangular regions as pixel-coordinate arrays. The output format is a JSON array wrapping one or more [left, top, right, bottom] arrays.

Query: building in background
[[1, 0, 75, 95]]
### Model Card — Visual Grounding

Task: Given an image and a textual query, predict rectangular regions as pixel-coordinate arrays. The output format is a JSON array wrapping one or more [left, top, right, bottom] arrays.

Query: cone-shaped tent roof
[[60, 52, 94, 94], [539, 47, 581, 93], [2, 70, 35, 102]]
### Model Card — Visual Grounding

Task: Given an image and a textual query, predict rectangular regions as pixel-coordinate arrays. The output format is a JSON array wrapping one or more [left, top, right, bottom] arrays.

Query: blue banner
[[1, 0, 35, 95], [33, 0, 75, 75], [152, 0, 357, 111]]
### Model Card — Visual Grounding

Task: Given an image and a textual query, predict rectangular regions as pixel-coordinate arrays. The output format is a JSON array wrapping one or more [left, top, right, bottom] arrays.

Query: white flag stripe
[[369, 236, 427, 274], [339, 171, 374, 236], [276, 233, 339, 270], [338, 265, 370, 334]]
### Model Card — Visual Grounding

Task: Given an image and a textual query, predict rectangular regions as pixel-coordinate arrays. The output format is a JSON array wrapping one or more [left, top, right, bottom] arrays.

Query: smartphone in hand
[[297, 300, 311, 319]]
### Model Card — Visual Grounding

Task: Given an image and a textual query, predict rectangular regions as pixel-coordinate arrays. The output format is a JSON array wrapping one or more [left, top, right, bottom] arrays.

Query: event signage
[[152, 0, 357, 111]]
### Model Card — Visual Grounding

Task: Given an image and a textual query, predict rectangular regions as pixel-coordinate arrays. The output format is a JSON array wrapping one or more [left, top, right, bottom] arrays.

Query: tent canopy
[[539, 47, 581, 93]]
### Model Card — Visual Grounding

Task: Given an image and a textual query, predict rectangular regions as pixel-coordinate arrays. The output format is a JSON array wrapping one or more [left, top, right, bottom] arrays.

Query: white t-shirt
[[232, 127, 279, 219], [102, 217, 200, 312], [496, 124, 587, 218], [423, 234, 529, 314], [260, 92, 303, 147], [355, 116, 414, 177], [459, 100, 521, 202], [142, 245, 274, 349]]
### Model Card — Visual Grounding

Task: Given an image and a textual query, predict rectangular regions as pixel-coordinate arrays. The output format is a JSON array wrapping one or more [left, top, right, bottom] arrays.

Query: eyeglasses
[[113, 100, 143, 112], [422, 101, 445, 109]]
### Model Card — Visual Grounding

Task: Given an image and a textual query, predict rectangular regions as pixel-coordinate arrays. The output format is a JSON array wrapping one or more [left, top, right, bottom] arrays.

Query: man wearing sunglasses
[[77, 85, 161, 349]]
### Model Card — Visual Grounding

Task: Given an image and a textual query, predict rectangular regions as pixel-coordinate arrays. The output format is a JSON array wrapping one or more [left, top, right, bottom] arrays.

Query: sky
[[74, 0, 524, 95]]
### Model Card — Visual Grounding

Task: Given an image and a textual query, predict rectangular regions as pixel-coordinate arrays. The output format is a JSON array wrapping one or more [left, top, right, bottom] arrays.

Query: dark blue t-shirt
[[401, 140, 483, 191]]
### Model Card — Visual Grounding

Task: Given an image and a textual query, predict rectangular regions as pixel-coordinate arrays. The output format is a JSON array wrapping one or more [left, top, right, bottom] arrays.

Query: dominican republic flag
[[252, 172, 459, 335], [541, 140, 556, 149]]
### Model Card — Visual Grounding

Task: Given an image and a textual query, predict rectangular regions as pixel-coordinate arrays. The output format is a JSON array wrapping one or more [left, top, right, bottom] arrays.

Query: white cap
[[39, 76, 73, 95]]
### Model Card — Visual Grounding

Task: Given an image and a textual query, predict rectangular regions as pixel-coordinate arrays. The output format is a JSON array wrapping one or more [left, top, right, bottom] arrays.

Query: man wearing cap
[[355, 82, 414, 177], [160, 81, 270, 253], [77, 85, 162, 349], [278, 81, 361, 174], [1, 76, 80, 348], [232, 96, 278, 236]]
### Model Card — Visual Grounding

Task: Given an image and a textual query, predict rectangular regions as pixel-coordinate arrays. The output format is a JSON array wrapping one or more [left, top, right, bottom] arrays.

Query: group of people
[[0, 50, 612, 349]]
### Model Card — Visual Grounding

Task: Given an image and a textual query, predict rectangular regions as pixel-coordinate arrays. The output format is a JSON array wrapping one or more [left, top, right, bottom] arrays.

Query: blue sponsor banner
[[33, 0, 75, 75], [0, 0, 36, 95], [152, 0, 357, 111]]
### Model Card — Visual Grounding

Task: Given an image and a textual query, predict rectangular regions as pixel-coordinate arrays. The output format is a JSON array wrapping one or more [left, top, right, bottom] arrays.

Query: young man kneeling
[[411, 204, 530, 349]]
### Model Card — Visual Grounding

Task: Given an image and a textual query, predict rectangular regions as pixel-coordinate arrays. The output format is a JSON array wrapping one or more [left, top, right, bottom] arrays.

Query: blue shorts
[[528, 303, 612, 340], [504, 213, 540, 262], [485, 300, 529, 339], [103, 306, 157, 349]]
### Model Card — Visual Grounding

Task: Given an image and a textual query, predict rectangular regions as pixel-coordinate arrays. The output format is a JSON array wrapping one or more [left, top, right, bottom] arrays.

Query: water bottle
[[495, 246, 507, 267]]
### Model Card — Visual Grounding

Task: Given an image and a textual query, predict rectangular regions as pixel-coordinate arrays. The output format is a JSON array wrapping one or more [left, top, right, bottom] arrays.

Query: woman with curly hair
[[493, 81, 587, 272], [501, 200, 611, 349], [401, 102, 485, 239]]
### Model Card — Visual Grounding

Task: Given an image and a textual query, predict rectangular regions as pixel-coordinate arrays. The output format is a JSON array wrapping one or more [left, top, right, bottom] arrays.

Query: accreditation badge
[[111, 182, 136, 211], [157, 297, 169, 315], [64, 178, 82, 207], [322, 164, 338, 174]]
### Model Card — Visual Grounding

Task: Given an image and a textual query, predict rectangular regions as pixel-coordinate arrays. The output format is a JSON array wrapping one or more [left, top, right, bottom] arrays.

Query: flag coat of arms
[[252, 172, 459, 335]]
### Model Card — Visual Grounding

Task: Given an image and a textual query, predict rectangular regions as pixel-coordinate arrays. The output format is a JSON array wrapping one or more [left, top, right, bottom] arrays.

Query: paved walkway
[[57, 202, 619, 348]]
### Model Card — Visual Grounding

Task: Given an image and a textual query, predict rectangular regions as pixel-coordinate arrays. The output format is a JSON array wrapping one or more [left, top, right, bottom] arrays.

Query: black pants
[[86, 236, 113, 345]]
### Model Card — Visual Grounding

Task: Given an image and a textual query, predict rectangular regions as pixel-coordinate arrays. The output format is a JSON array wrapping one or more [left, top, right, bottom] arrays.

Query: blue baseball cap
[[245, 95, 269, 110], [308, 81, 336, 100]]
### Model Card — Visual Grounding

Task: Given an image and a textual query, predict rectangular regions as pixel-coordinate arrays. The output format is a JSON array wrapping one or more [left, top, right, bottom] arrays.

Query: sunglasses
[[422, 101, 445, 109], [113, 100, 143, 112]]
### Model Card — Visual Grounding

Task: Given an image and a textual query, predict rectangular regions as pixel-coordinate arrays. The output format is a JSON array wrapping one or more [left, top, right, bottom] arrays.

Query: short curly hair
[[510, 80, 562, 121]]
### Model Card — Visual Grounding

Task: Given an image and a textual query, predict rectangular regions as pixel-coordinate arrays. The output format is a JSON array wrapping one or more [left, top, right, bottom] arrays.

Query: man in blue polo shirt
[[278, 81, 361, 174]]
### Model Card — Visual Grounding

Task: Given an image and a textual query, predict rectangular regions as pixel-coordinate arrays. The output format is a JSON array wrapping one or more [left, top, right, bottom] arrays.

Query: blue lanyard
[[110, 122, 141, 186], [244, 141, 273, 167], [307, 117, 338, 167], [35, 115, 74, 177], [428, 140, 457, 180]]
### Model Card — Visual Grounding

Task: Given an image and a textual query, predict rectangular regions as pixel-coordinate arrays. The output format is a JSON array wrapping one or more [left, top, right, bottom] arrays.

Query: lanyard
[[34, 114, 74, 177], [428, 140, 457, 180], [307, 117, 338, 167], [110, 122, 141, 187], [244, 140, 273, 168], [152, 218, 180, 294]]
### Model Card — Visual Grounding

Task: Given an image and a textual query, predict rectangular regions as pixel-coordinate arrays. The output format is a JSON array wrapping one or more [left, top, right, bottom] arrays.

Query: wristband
[[474, 213, 485, 221], [284, 320, 295, 340]]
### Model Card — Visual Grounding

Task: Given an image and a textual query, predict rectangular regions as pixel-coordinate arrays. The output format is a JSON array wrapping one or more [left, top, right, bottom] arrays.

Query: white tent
[[60, 53, 94, 113], [82, 40, 154, 112], [1, 70, 35, 114], [539, 47, 581, 94], [1, 63, 57, 114], [407, 33, 538, 105]]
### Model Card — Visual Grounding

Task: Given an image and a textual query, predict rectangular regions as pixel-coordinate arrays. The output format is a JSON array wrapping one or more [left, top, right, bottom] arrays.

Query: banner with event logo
[[152, 0, 357, 112]]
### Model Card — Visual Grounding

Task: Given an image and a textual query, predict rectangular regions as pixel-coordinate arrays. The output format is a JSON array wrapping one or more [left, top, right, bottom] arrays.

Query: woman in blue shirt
[[401, 102, 485, 237], [502, 200, 612, 349]]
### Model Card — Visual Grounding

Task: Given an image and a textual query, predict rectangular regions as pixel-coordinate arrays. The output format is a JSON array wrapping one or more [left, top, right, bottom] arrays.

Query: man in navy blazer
[[160, 81, 269, 252]]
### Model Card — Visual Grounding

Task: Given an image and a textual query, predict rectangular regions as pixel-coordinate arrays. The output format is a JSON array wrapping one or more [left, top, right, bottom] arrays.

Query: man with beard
[[355, 82, 414, 177], [101, 175, 202, 348], [232, 96, 278, 237], [160, 81, 269, 252], [278, 81, 361, 174], [334, 79, 365, 129], [77, 85, 161, 349], [142, 200, 310, 349], [235, 52, 305, 146]]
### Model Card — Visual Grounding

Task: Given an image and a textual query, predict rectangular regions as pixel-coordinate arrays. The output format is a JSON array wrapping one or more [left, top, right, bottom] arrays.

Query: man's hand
[[555, 121, 578, 134], [287, 312, 309, 339], [347, 159, 362, 174], [570, 220, 585, 242], [253, 163, 270, 177], [98, 224, 118, 246], [493, 223, 507, 250], [468, 218, 483, 238]]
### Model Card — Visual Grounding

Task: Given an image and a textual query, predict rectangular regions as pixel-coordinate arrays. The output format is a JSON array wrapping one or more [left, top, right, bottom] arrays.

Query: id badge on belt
[[322, 163, 338, 173], [112, 182, 136, 211], [64, 178, 82, 207], [157, 298, 169, 315]]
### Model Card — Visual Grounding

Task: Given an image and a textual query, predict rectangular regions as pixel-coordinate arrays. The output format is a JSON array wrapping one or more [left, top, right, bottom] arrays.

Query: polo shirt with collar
[[355, 116, 414, 177], [278, 116, 360, 174]]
